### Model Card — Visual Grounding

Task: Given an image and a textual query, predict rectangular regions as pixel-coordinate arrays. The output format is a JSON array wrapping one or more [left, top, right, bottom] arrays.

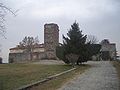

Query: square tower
[[44, 23, 59, 59]]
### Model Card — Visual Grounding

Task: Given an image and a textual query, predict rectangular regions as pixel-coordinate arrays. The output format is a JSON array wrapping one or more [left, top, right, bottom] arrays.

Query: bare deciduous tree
[[19, 36, 39, 60], [0, 2, 16, 38], [86, 35, 98, 44]]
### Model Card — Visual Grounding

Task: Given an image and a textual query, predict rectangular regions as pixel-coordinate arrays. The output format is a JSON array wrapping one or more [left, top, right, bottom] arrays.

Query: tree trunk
[[30, 52, 33, 60]]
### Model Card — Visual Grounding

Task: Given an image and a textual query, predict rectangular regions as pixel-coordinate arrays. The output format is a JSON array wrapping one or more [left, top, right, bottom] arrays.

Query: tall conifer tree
[[63, 21, 87, 64]]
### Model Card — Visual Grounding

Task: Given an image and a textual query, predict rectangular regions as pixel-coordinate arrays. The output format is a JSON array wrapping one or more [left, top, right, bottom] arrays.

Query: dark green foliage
[[0, 57, 2, 64], [56, 46, 70, 64], [56, 46, 64, 60], [58, 22, 101, 65], [85, 44, 101, 60], [63, 22, 87, 54], [62, 22, 87, 64], [68, 44, 101, 63]]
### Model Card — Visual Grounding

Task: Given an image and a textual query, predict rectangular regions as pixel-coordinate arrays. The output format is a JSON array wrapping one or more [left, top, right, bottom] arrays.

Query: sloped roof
[[10, 44, 44, 50]]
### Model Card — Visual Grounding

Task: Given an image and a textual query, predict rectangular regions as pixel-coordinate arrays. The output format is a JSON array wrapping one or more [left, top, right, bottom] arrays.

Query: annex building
[[100, 39, 116, 60]]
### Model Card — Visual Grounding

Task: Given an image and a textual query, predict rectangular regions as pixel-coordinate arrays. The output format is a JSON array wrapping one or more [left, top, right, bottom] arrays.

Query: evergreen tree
[[85, 44, 101, 61], [62, 21, 87, 65]]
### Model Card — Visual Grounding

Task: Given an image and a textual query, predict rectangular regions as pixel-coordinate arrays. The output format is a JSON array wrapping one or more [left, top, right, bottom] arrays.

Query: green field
[[0, 63, 72, 90]]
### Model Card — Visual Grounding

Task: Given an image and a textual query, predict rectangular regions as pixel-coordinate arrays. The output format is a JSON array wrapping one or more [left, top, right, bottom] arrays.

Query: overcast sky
[[0, 0, 120, 63]]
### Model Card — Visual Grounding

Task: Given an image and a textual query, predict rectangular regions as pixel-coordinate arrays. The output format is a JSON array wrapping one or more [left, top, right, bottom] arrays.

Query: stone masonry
[[100, 39, 116, 60], [44, 23, 59, 59], [9, 23, 59, 63]]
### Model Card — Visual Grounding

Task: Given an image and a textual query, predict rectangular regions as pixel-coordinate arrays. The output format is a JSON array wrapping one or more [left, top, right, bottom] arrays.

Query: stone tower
[[44, 23, 59, 59]]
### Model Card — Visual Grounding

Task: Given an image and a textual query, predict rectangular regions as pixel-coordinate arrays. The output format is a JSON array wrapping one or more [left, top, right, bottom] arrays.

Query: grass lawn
[[112, 61, 120, 88], [30, 64, 91, 90], [0, 63, 72, 90]]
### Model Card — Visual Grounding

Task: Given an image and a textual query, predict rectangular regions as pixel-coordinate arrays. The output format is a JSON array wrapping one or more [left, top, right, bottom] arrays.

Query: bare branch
[[0, 3, 16, 16], [0, 2, 17, 38], [86, 35, 99, 44]]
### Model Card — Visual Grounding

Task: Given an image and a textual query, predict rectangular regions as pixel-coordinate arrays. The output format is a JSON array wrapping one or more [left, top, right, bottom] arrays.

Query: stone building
[[9, 44, 45, 63], [9, 23, 59, 63], [44, 23, 59, 59], [100, 39, 116, 60]]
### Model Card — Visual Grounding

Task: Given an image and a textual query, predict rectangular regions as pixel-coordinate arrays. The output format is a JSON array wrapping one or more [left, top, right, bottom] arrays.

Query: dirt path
[[59, 61, 119, 90]]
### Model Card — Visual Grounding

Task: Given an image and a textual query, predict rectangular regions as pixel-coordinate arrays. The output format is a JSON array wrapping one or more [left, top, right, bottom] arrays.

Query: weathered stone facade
[[44, 23, 59, 59], [9, 23, 59, 63], [91, 39, 117, 61], [9, 44, 46, 63], [100, 39, 116, 60]]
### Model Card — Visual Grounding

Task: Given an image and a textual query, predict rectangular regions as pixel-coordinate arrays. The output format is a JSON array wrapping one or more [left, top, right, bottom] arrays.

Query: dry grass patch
[[0, 63, 72, 90], [30, 64, 91, 90]]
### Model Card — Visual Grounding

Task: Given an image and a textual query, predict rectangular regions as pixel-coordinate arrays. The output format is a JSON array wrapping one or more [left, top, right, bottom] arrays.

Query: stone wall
[[100, 39, 116, 60], [8, 23, 60, 63], [9, 52, 46, 63], [44, 23, 59, 59]]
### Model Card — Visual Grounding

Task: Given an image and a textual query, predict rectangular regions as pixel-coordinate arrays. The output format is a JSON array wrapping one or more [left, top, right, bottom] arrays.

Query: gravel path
[[59, 61, 119, 90]]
